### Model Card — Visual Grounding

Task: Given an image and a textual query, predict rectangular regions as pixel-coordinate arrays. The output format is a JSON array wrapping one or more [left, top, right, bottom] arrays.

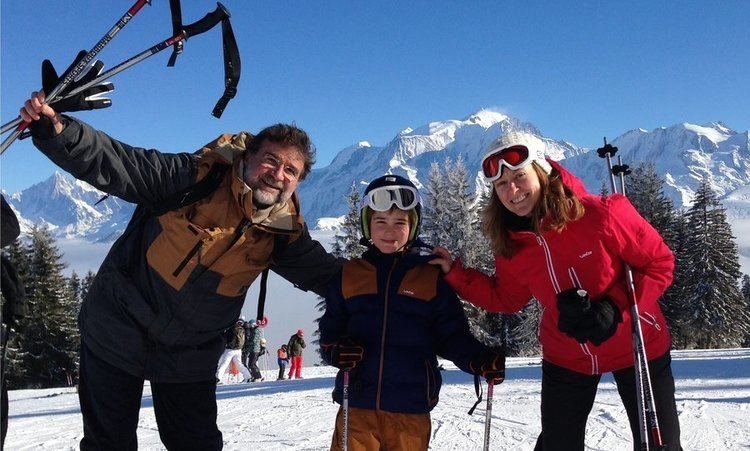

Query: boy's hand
[[322, 338, 364, 370], [469, 351, 505, 383]]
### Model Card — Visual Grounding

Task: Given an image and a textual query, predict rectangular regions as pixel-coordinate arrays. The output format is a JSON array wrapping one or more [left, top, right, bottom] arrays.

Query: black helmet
[[360, 174, 422, 245]]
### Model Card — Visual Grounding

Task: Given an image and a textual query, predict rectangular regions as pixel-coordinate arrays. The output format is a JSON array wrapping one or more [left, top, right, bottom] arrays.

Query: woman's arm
[[603, 195, 675, 311]]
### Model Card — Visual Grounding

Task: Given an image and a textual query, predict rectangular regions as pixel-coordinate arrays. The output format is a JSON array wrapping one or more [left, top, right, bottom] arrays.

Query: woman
[[430, 132, 681, 450]]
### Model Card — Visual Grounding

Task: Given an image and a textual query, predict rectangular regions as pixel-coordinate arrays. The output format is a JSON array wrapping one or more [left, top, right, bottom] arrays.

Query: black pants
[[277, 363, 286, 380], [534, 351, 681, 451], [78, 343, 223, 451], [248, 352, 262, 380]]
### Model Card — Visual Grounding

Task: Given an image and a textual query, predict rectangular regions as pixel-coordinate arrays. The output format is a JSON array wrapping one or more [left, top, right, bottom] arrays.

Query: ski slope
[[5, 348, 749, 450]]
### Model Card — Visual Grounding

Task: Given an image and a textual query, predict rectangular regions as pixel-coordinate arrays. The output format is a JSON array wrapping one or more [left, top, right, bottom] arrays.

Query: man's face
[[243, 140, 305, 207]]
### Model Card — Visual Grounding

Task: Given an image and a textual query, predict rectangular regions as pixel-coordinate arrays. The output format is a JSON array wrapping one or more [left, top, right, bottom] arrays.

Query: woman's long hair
[[481, 163, 584, 258]]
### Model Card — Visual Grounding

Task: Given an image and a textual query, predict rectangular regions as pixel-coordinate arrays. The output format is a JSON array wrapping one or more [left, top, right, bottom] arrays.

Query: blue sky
[[2, 1, 748, 194]]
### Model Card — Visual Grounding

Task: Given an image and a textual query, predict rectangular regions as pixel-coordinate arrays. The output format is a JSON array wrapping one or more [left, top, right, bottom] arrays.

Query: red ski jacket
[[444, 161, 674, 375]]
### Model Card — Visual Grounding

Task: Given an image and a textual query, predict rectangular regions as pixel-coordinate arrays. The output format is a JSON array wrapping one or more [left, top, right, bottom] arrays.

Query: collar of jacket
[[231, 157, 303, 236], [361, 245, 436, 270]]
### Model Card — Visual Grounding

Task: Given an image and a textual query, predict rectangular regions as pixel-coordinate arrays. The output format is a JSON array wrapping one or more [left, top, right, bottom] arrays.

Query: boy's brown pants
[[330, 406, 431, 451]]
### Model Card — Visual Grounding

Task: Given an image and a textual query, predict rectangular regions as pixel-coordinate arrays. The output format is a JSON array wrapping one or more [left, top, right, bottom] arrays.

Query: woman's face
[[493, 164, 542, 217]]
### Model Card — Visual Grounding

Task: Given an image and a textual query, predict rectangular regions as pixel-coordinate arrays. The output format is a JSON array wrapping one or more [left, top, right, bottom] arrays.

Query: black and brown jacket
[[32, 117, 342, 382], [319, 247, 487, 414]]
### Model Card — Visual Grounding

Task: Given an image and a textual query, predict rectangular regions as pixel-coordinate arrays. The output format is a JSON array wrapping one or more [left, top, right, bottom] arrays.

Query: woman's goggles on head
[[362, 185, 420, 212], [481, 145, 533, 182]]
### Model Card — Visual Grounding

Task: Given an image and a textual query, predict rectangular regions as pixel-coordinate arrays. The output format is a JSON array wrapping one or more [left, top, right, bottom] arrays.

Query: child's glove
[[557, 288, 622, 346], [469, 351, 505, 383], [321, 338, 364, 370]]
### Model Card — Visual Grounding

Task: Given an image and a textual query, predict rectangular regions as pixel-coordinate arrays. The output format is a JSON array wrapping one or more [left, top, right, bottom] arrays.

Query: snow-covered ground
[[5, 348, 749, 450]]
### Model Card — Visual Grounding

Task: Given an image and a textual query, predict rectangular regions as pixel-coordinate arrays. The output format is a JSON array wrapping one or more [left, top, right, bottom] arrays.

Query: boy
[[319, 175, 505, 450]]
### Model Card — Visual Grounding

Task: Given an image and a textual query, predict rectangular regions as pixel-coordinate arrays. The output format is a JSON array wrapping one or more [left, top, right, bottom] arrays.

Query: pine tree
[[68, 271, 82, 305], [421, 162, 446, 245], [12, 226, 79, 388], [662, 211, 690, 348], [80, 270, 96, 301], [680, 180, 750, 348], [625, 162, 676, 242], [742, 274, 750, 346], [624, 162, 692, 347], [3, 237, 32, 388]]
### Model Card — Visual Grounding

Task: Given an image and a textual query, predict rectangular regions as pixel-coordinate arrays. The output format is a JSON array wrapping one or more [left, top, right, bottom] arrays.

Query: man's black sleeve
[[31, 116, 197, 209], [270, 223, 345, 297]]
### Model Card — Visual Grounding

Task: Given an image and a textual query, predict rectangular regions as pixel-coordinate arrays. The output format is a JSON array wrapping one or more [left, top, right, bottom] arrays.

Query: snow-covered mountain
[[562, 122, 750, 209], [297, 109, 586, 221], [3, 172, 135, 242], [3, 110, 748, 248]]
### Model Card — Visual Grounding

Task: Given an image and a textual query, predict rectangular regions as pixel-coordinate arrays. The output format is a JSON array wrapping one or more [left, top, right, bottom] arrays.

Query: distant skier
[[319, 175, 504, 450], [287, 330, 306, 379], [246, 319, 265, 382], [216, 319, 252, 383], [430, 132, 682, 449], [276, 344, 290, 380]]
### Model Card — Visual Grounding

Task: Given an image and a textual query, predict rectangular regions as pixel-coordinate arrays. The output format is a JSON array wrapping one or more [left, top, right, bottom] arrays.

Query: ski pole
[[597, 139, 665, 450], [0, 0, 152, 154], [483, 379, 494, 451], [342, 370, 350, 451], [3, 3, 233, 148]]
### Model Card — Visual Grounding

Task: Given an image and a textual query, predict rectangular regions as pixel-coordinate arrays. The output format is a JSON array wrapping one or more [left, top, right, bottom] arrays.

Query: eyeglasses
[[481, 145, 533, 182], [362, 185, 420, 212]]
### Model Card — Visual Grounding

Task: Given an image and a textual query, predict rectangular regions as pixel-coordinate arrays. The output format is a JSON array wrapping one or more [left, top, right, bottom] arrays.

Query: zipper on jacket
[[375, 257, 398, 411], [173, 241, 204, 277], [536, 235, 562, 294], [175, 217, 250, 280]]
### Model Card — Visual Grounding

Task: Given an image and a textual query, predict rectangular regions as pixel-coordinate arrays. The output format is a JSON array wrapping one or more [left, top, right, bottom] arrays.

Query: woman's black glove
[[321, 338, 364, 370], [557, 288, 622, 346], [469, 351, 505, 383]]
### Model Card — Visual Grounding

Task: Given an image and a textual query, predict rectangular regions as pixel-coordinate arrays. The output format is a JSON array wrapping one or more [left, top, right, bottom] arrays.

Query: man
[[20, 91, 342, 450], [287, 329, 306, 379]]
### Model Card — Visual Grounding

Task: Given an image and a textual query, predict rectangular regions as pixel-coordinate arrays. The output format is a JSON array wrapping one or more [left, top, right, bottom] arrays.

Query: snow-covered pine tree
[[421, 162, 446, 246], [13, 226, 79, 388], [3, 237, 31, 388], [681, 179, 750, 348]]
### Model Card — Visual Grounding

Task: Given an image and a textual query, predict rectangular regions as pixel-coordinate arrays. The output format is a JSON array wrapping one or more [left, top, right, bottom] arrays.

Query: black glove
[[469, 351, 505, 383], [42, 50, 114, 113], [322, 338, 364, 370], [557, 288, 622, 346]]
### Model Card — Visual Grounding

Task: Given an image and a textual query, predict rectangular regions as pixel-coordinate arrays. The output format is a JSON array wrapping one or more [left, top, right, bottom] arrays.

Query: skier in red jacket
[[430, 132, 681, 450]]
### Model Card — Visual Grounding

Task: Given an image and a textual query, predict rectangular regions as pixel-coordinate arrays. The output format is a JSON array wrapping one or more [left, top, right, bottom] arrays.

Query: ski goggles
[[481, 145, 536, 182], [362, 185, 420, 212]]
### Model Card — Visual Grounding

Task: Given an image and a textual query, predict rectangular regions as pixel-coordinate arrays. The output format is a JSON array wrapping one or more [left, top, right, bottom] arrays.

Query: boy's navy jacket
[[319, 246, 487, 414]]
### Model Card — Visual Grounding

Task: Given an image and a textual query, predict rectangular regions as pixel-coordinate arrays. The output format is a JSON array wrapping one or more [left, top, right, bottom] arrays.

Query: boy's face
[[370, 209, 411, 254]]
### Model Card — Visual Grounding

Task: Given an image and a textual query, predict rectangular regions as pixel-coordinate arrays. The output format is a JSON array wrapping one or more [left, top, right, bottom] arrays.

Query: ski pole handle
[[182, 3, 230, 39], [0, 0, 151, 155]]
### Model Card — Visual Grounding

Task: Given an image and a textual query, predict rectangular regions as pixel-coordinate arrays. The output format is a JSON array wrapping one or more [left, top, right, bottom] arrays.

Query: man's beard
[[251, 180, 290, 208]]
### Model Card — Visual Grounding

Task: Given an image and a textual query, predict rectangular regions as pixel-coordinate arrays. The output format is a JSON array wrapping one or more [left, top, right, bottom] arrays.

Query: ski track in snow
[[5, 349, 750, 450]]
